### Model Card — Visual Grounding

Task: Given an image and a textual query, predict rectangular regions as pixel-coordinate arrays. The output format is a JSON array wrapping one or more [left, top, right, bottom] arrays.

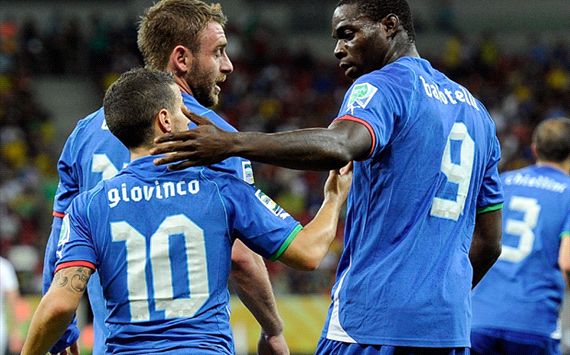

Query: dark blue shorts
[[471, 328, 561, 355], [316, 337, 470, 355]]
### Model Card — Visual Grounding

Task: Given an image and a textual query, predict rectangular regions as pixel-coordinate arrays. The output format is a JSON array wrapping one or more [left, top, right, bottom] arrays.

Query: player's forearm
[[229, 129, 352, 171], [559, 237, 570, 288], [22, 297, 75, 355], [470, 210, 502, 288], [229, 243, 284, 336], [281, 197, 343, 270], [469, 236, 502, 288]]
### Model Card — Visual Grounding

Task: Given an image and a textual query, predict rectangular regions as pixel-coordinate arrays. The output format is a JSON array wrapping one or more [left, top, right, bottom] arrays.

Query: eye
[[341, 29, 355, 41]]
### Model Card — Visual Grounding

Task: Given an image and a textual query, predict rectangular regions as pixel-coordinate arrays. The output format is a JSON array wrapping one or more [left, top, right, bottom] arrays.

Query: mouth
[[214, 77, 225, 95], [339, 62, 355, 76]]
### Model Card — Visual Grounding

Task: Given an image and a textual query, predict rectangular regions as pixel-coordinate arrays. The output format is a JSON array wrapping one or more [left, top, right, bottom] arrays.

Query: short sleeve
[[53, 130, 81, 215], [477, 134, 504, 213], [55, 192, 98, 272], [334, 66, 414, 160], [220, 177, 301, 260]]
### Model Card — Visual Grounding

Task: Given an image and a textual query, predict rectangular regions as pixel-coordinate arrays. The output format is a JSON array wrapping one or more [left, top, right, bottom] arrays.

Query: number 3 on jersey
[[499, 196, 541, 263], [111, 215, 209, 321], [92, 154, 120, 181], [431, 122, 475, 221]]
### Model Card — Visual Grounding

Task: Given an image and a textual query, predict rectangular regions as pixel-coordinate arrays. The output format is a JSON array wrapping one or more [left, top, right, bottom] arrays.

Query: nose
[[221, 52, 233, 74], [334, 40, 346, 60]]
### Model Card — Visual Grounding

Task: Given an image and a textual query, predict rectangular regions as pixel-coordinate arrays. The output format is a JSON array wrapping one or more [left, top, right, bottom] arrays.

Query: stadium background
[[0, 0, 568, 353]]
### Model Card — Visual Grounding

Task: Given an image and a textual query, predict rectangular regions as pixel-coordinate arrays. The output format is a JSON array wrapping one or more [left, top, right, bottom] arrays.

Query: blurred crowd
[[0, 13, 569, 296]]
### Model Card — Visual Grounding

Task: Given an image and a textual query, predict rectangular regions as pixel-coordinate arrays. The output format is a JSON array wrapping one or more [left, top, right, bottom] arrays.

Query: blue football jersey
[[43, 107, 130, 354], [44, 92, 255, 354], [472, 165, 570, 338], [320, 57, 503, 347], [55, 156, 300, 354]]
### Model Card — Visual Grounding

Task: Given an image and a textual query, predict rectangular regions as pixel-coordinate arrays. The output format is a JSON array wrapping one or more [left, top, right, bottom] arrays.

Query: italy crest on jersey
[[242, 161, 255, 184], [346, 83, 378, 114]]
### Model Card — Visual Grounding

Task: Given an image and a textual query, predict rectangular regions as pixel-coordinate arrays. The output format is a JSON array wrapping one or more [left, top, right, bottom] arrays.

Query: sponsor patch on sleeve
[[242, 161, 255, 185], [346, 83, 378, 114], [255, 190, 290, 220]]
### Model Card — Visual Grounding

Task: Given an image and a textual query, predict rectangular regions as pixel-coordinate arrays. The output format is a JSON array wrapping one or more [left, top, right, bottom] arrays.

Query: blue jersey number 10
[[111, 214, 209, 321], [431, 122, 475, 221]]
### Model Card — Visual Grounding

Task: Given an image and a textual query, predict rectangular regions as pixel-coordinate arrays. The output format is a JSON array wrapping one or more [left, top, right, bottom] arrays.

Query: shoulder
[[183, 93, 238, 132], [65, 107, 106, 147], [73, 107, 105, 134], [200, 168, 252, 191], [348, 59, 418, 96], [73, 181, 107, 210]]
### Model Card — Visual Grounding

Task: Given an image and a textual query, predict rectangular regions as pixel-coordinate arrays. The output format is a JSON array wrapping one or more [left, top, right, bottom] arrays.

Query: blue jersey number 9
[[431, 122, 475, 221]]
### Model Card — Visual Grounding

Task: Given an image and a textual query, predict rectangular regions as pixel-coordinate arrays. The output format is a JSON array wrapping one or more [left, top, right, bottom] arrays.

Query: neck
[[536, 160, 570, 175], [384, 36, 420, 66], [130, 146, 151, 161], [174, 75, 192, 95]]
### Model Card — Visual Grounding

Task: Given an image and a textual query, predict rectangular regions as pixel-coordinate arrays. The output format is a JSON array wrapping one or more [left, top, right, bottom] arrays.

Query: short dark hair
[[337, 0, 416, 42], [138, 0, 227, 70], [103, 68, 177, 149], [533, 117, 570, 163]]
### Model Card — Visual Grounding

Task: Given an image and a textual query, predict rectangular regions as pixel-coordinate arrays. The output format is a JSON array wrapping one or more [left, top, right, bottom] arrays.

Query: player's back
[[54, 107, 130, 214], [66, 157, 238, 354], [326, 57, 502, 346], [472, 164, 570, 337], [58, 155, 299, 353], [50, 97, 255, 353]]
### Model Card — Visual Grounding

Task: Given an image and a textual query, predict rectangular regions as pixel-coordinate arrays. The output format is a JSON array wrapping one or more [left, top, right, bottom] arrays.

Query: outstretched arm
[[276, 163, 352, 270], [469, 209, 502, 288], [229, 241, 289, 355], [151, 108, 371, 171], [22, 267, 93, 355]]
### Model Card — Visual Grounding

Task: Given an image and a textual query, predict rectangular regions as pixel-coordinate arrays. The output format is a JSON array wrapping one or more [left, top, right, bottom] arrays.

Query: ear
[[530, 143, 538, 160], [381, 14, 400, 38], [167, 45, 193, 75], [156, 109, 173, 133]]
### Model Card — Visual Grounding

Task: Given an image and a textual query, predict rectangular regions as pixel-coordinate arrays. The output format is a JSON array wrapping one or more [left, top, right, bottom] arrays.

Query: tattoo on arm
[[53, 267, 93, 294]]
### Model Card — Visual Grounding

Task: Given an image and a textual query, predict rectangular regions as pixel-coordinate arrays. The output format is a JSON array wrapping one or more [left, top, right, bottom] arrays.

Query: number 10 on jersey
[[111, 214, 209, 321]]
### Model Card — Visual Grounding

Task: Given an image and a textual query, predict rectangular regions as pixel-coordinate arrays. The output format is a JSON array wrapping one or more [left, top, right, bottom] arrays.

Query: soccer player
[[42, 1, 287, 354], [22, 67, 351, 355], [151, 0, 505, 353], [471, 117, 570, 355]]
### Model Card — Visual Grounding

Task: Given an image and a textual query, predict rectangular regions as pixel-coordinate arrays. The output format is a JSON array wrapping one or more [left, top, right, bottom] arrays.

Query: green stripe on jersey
[[561, 231, 570, 239], [477, 203, 503, 214], [271, 224, 303, 261]]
